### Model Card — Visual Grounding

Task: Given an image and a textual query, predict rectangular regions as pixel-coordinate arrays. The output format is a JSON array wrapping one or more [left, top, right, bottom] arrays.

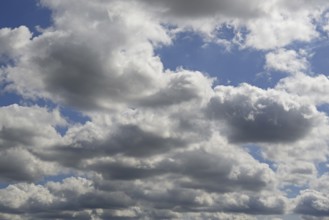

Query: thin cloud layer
[[1, 0, 329, 219]]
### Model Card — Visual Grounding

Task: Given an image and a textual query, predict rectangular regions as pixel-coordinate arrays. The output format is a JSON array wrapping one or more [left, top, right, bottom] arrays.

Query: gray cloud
[[35, 124, 186, 169], [0, 105, 64, 182], [0, 177, 135, 220], [137, 0, 264, 19], [0, 149, 48, 182], [138, 71, 213, 108], [158, 150, 273, 193], [108, 125, 186, 157], [0, 127, 36, 148], [32, 38, 160, 110], [4, 0, 169, 111], [0, 26, 31, 60], [206, 84, 315, 143], [0, 105, 64, 149], [1, 0, 329, 219], [295, 190, 329, 217]]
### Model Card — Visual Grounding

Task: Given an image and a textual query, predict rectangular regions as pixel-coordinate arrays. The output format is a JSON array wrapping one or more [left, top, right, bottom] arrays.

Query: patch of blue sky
[[37, 173, 76, 185], [215, 23, 236, 41], [33, 98, 90, 136], [57, 105, 90, 136], [242, 144, 277, 171], [156, 29, 284, 89], [317, 103, 329, 115], [283, 29, 329, 76], [282, 185, 307, 198], [33, 98, 90, 124], [0, 183, 9, 190], [59, 106, 90, 125], [0, 91, 22, 107], [316, 160, 329, 176], [56, 107, 90, 136], [309, 42, 329, 75], [0, 0, 51, 34]]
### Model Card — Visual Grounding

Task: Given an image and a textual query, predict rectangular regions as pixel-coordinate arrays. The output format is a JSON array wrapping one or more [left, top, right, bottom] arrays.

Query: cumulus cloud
[[244, 10, 319, 49], [276, 73, 329, 105], [3, 0, 169, 110], [265, 49, 309, 74], [294, 175, 329, 218], [135, 0, 327, 49], [206, 83, 316, 143], [0, 177, 133, 220], [0, 26, 32, 60], [0, 104, 65, 148], [295, 190, 329, 217], [276, 161, 317, 186], [0, 105, 65, 182], [1, 0, 329, 219]]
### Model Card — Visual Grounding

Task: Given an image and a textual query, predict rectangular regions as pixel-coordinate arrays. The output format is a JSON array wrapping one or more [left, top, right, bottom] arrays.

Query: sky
[[1, 0, 329, 219]]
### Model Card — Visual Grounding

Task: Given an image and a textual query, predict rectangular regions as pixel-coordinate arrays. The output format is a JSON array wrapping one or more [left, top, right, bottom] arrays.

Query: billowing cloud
[[295, 190, 329, 217], [0, 105, 65, 182], [0, 177, 134, 219], [206, 83, 317, 143], [265, 49, 309, 74], [276, 73, 329, 105], [0, 26, 31, 60], [1, 0, 329, 219]]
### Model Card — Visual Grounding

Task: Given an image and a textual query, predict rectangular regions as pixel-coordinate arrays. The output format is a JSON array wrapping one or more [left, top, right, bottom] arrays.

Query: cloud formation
[[206, 84, 317, 143], [1, 0, 329, 219]]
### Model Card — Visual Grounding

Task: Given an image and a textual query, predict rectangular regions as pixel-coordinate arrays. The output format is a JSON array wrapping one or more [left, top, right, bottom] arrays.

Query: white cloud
[[1, 0, 329, 219], [276, 161, 317, 186], [244, 10, 318, 49], [265, 49, 309, 74], [0, 177, 132, 219], [134, 0, 327, 49], [0, 104, 65, 149], [0, 26, 32, 59], [0, 105, 66, 182], [276, 73, 329, 105]]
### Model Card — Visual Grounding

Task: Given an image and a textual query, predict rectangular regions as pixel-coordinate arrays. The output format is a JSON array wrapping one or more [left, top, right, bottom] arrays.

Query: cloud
[[293, 175, 329, 218], [0, 26, 32, 60], [156, 148, 275, 193], [0, 177, 133, 219], [0, 104, 65, 148], [138, 70, 214, 108], [135, 0, 327, 49], [244, 10, 319, 49], [295, 190, 329, 216], [206, 83, 316, 143], [4, 0, 169, 110], [0, 148, 57, 182], [1, 0, 329, 219], [36, 123, 187, 168], [0, 105, 65, 182], [137, 0, 265, 19], [265, 49, 309, 74], [276, 73, 329, 105], [276, 161, 317, 186]]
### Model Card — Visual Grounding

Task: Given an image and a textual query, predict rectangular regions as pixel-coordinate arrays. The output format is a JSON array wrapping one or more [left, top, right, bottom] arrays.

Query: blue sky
[[0, 0, 50, 33], [1, 0, 329, 219]]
